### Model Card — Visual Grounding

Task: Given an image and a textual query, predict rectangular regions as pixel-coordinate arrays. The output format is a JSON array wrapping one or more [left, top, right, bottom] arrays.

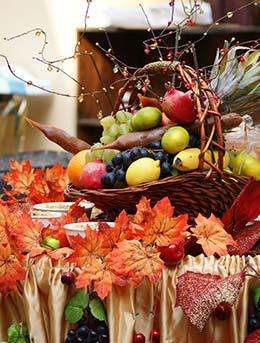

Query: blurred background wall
[[0, 0, 87, 151]]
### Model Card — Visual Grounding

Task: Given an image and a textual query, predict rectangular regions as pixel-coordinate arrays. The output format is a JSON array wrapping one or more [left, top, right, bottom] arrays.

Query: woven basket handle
[[114, 60, 225, 173]]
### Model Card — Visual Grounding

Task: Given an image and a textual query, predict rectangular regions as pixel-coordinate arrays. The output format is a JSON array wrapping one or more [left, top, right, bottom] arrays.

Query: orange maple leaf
[[106, 239, 165, 287], [45, 165, 68, 193], [28, 246, 74, 260], [3, 160, 35, 195], [76, 257, 113, 300], [129, 196, 152, 235], [137, 197, 188, 246], [191, 213, 237, 257], [67, 228, 104, 267], [9, 213, 43, 254], [0, 204, 19, 239], [100, 210, 129, 253], [66, 199, 88, 221], [30, 169, 50, 203], [0, 241, 26, 293]]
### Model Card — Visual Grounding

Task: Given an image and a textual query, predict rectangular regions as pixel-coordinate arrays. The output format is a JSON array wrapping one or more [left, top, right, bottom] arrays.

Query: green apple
[[162, 126, 190, 154], [131, 106, 162, 131], [232, 152, 260, 179]]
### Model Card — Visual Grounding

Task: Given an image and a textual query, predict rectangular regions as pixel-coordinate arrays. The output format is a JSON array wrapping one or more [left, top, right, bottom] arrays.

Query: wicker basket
[[66, 61, 249, 218]]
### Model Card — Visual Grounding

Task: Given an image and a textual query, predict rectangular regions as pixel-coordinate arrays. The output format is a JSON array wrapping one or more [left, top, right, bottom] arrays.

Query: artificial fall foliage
[[0, 241, 26, 293], [222, 179, 260, 233], [175, 271, 245, 331], [1, 160, 68, 203], [228, 222, 260, 256], [244, 329, 260, 343], [191, 213, 237, 257]]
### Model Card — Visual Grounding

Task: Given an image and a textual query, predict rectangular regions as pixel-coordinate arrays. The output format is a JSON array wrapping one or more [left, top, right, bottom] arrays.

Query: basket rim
[[66, 171, 249, 196]]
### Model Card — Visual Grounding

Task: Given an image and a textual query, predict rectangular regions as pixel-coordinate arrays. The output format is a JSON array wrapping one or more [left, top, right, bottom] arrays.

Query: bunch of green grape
[[99, 111, 133, 145], [85, 143, 119, 164]]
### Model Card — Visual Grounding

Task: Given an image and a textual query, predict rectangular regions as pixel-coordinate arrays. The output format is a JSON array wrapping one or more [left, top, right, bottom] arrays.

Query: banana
[[173, 148, 230, 172]]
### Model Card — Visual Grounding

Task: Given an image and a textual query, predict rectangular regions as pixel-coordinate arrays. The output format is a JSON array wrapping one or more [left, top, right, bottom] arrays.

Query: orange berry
[[67, 150, 88, 188]]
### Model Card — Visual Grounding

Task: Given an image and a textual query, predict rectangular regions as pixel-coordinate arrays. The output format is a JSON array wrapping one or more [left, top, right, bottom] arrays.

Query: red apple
[[79, 160, 106, 190], [162, 87, 197, 124], [159, 242, 185, 266]]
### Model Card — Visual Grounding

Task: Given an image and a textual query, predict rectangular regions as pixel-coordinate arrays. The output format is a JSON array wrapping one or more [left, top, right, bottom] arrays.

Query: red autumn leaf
[[176, 271, 245, 331], [0, 205, 11, 242], [0, 241, 26, 293], [228, 221, 260, 256], [76, 257, 113, 300], [129, 196, 152, 236], [191, 213, 237, 257], [137, 197, 188, 246], [45, 164, 68, 193], [67, 228, 104, 267], [10, 213, 43, 254], [3, 160, 35, 195], [66, 199, 88, 220], [222, 179, 260, 233], [48, 247, 74, 260], [100, 210, 129, 253], [106, 239, 165, 287], [30, 169, 50, 203], [28, 246, 74, 260], [28, 247, 47, 259], [244, 329, 260, 343]]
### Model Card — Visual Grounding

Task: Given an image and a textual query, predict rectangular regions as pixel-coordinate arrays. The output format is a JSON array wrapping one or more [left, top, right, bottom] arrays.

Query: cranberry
[[159, 242, 185, 266], [133, 333, 145, 343], [151, 329, 160, 342], [213, 302, 232, 320], [61, 271, 76, 285]]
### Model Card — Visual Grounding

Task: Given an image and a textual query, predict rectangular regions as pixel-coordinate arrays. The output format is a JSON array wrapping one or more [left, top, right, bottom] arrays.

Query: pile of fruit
[[67, 88, 260, 190]]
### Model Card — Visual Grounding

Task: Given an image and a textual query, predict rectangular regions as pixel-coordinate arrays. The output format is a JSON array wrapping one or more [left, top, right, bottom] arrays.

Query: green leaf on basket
[[89, 298, 107, 324], [65, 289, 89, 324], [253, 287, 260, 311]]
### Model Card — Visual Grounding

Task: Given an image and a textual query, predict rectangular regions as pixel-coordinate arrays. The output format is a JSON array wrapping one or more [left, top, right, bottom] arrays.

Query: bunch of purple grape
[[101, 141, 175, 188], [65, 310, 108, 343]]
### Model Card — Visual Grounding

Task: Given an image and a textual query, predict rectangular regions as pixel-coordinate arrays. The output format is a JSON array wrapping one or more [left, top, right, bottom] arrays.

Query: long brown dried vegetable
[[26, 117, 90, 154], [94, 113, 242, 151]]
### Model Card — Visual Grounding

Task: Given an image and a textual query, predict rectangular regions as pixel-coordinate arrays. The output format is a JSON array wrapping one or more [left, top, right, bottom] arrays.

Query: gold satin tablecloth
[[0, 254, 259, 343]]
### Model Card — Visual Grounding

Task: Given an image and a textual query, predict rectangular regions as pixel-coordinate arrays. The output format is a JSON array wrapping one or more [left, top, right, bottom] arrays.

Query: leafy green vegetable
[[89, 298, 107, 324], [65, 290, 89, 324]]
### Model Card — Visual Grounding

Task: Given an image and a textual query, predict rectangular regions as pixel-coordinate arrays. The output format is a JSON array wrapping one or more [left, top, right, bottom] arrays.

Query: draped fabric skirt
[[0, 255, 259, 343]]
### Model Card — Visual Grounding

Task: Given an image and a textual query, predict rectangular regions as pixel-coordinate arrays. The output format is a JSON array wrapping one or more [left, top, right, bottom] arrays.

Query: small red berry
[[167, 51, 174, 61], [133, 333, 145, 343], [239, 56, 246, 63], [214, 302, 232, 320], [159, 243, 185, 266], [61, 271, 76, 285], [151, 329, 160, 342]]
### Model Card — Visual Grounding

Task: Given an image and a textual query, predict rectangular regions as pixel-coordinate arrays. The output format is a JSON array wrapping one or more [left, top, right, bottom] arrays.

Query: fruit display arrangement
[[66, 100, 259, 192]]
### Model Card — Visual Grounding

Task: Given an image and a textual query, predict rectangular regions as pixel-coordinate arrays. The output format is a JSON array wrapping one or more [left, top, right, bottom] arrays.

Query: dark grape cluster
[[65, 310, 109, 343], [188, 134, 200, 148], [248, 312, 260, 333], [101, 142, 175, 188]]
